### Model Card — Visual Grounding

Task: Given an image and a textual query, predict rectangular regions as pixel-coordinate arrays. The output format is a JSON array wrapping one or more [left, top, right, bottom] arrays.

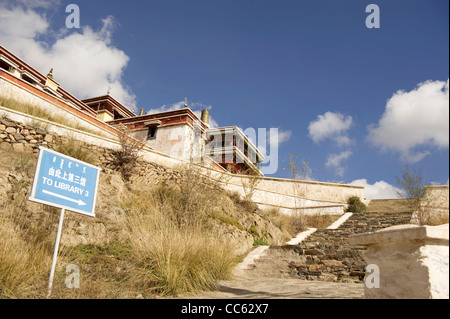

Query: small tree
[[241, 169, 261, 203], [395, 164, 426, 212], [284, 153, 316, 212], [113, 124, 145, 181], [393, 164, 446, 225]]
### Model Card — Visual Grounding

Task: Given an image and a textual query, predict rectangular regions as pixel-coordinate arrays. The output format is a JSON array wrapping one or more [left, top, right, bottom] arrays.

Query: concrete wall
[[349, 224, 449, 299], [222, 173, 364, 215], [128, 123, 204, 162], [0, 77, 117, 139], [409, 185, 450, 225], [423, 185, 449, 210]]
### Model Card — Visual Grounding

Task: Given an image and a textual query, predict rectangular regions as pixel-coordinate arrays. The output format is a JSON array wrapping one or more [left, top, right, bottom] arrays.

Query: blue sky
[[0, 0, 448, 198]]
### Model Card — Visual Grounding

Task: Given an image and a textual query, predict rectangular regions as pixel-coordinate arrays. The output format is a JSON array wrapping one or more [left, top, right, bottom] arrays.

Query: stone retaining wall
[[0, 110, 366, 214], [0, 116, 184, 185], [285, 211, 413, 283]]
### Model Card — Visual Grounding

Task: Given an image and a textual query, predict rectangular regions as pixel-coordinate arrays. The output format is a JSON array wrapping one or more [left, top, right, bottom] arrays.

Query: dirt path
[[181, 246, 364, 299], [182, 276, 364, 299]]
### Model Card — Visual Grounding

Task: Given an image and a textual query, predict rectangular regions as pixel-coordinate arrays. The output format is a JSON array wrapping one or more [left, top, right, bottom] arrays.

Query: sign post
[[28, 146, 101, 298], [47, 208, 65, 298]]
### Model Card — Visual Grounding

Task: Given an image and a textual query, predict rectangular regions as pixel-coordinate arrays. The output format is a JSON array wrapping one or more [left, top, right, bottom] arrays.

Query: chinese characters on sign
[[29, 146, 101, 217]]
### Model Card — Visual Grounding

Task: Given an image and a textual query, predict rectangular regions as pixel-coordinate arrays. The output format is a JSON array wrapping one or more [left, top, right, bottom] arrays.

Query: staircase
[[248, 211, 413, 283]]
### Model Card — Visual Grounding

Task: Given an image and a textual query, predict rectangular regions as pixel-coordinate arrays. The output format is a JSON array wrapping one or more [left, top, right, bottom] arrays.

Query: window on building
[[21, 74, 36, 86], [147, 126, 157, 140], [0, 60, 10, 72]]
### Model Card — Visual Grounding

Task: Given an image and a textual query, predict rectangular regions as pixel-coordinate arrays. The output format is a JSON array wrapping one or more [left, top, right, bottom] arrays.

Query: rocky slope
[[0, 114, 288, 257]]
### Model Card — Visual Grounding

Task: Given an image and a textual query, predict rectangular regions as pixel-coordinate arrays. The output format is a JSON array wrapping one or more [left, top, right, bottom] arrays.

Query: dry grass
[[121, 185, 238, 296], [258, 208, 337, 240], [0, 96, 107, 137], [0, 150, 57, 298], [54, 136, 97, 165], [0, 221, 50, 298], [366, 199, 411, 213], [127, 210, 236, 295]]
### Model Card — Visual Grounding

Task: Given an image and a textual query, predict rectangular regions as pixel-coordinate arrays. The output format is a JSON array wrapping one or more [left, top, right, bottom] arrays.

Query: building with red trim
[[0, 45, 263, 175]]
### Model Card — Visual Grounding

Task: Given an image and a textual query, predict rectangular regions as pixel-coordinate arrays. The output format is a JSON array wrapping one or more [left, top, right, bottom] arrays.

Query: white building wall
[[0, 77, 117, 139], [129, 123, 205, 162]]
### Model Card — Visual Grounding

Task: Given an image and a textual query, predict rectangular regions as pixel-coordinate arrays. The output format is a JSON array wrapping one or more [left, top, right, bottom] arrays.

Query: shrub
[[346, 196, 367, 213], [112, 125, 145, 181]]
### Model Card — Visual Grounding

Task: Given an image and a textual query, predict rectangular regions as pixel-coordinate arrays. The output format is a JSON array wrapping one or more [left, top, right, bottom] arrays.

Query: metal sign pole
[[47, 208, 65, 298]]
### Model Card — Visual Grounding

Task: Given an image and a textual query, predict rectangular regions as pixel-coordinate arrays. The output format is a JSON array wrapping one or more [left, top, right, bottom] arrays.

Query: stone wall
[[0, 108, 366, 214], [0, 116, 185, 186], [286, 211, 413, 283], [0, 117, 55, 152]]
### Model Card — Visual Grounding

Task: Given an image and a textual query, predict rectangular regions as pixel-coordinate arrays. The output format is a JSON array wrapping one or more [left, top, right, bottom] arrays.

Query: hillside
[[0, 116, 330, 298]]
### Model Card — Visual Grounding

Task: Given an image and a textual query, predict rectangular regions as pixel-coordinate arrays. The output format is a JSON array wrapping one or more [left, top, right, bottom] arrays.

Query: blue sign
[[29, 147, 101, 217]]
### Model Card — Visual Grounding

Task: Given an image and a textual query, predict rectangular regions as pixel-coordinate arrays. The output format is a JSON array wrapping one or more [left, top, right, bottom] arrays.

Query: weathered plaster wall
[[129, 124, 204, 162], [423, 185, 449, 210], [349, 224, 449, 299], [0, 77, 117, 139], [222, 173, 364, 215]]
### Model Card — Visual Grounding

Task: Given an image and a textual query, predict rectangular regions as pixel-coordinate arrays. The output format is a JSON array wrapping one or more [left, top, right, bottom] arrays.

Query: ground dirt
[[181, 246, 364, 299]]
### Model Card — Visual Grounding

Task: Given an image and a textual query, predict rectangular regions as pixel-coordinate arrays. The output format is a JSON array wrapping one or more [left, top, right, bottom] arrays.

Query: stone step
[[248, 211, 413, 283]]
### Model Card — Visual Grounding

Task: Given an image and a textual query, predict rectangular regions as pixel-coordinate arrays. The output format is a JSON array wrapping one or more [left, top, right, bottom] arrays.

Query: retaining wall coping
[[424, 185, 449, 189], [229, 173, 365, 189], [349, 223, 449, 246]]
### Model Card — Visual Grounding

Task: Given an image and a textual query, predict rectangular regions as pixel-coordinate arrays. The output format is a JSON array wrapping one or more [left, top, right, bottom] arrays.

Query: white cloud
[[349, 179, 403, 200], [0, 2, 136, 110], [308, 112, 354, 177], [325, 150, 352, 177], [148, 100, 219, 128], [308, 111, 353, 147], [276, 129, 292, 145], [367, 79, 449, 163], [15, 0, 59, 9], [147, 101, 186, 114]]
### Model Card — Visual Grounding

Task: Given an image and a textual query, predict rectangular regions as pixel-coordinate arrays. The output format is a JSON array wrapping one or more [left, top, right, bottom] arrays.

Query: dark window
[[0, 60, 10, 72], [147, 127, 157, 139], [21, 74, 36, 86]]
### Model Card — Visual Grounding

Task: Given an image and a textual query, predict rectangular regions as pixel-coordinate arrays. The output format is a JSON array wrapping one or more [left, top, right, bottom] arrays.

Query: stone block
[[0, 119, 16, 127], [308, 264, 323, 271], [14, 133, 25, 141], [44, 134, 53, 143], [304, 248, 325, 256], [321, 259, 343, 267], [349, 224, 449, 299], [5, 127, 16, 134]]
